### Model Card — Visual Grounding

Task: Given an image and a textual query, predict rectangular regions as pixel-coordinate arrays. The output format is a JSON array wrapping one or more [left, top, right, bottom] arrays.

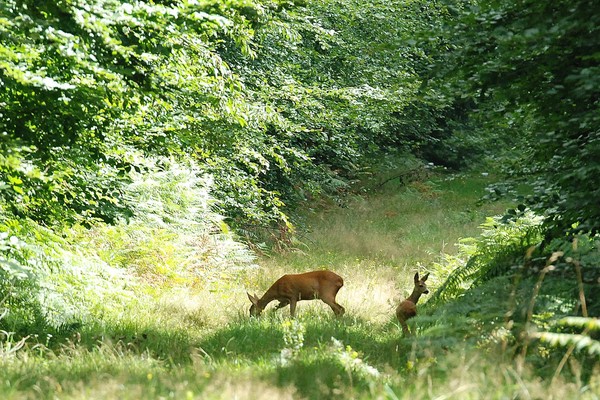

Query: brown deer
[[396, 272, 430, 335], [247, 270, 345, 317]]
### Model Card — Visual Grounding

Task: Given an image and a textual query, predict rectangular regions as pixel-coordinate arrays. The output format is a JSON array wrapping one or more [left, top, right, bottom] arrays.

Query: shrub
[[430, 211, 544, 306], [0, 218, 135, 336]]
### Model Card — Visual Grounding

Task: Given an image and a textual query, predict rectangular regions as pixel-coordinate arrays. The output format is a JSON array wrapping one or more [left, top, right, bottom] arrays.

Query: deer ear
[[414, 272, 419, 283], [422, 273, 430, 282], [247, 292, 258, 304]]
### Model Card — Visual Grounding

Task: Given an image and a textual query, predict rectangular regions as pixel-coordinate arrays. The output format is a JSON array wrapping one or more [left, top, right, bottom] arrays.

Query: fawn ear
[[422, 272, 430, 282], [247, 292, 258, 304], [414, 272, 419, 283]]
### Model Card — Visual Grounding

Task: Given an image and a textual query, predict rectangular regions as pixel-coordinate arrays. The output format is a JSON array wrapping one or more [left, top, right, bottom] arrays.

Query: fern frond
[[429, 256, 480, 306], [557, 317, 600, 331], [530, 331, 600, 355], [430, 212, 544, 306]]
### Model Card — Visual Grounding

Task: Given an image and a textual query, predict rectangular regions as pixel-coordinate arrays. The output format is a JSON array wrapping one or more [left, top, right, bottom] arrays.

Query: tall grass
[[1, 170, 598, 399], [284, 173, 508, 265], [258, 172, 512, 321]]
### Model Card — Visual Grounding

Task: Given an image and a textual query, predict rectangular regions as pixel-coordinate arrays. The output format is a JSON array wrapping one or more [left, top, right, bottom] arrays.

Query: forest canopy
[[435, 0, 600, 238], [2, 0, 597, 240], [0, 0, 481, 234]]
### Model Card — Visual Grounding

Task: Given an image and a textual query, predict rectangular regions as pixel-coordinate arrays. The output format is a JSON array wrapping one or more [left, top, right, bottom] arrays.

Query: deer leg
[[275, 300, 290, 310], [398, 316, 411, 336], [322, 296, 345, 317], [402, 322, 411, 336], [334, 303, 345, 316], [289, 298, 297, 317]]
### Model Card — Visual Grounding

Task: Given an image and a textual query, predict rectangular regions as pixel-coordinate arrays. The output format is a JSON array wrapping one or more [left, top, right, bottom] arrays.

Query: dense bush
[[434, 0, 600, 238], [0, 0, 265, 227], [0, 215, 135, 334], [0, 159, 256, 333]]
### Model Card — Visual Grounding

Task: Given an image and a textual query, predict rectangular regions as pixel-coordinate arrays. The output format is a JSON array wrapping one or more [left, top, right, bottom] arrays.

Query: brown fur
[[247, 270, 345, 317], [396, 272, 429, 335]]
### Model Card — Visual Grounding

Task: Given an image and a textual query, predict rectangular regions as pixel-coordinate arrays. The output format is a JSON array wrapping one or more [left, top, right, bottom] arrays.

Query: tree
[[437, 0, 600, 237]]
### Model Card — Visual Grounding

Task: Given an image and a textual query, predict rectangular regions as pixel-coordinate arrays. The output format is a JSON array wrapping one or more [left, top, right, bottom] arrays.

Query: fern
[[531, 332, 600, 355], [430, 211, 544, 306], [429, 255, 479, 306], [84, 159, 257, 283], [0, 159, 257, 333], [0, 218, 136, 331], [557, 316, 600, 331], [530, 316, 600, 356]]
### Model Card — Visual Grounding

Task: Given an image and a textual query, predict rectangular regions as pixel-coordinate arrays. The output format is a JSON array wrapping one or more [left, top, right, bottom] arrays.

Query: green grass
[[2, 172, 599, 399], [288, 173, 507, 264]]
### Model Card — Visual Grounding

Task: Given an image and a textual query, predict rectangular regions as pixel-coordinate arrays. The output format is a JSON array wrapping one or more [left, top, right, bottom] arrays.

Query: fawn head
[[247, 292, 263, 316], [414, 272, 430, 296]]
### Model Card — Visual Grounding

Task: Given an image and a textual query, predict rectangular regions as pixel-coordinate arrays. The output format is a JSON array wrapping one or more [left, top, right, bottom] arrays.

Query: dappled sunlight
[[2, 0, 597, 396], [301, 175, 510, 266]]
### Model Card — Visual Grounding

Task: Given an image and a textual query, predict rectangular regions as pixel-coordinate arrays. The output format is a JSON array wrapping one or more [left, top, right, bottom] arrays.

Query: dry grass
[[201, 373, 298, 400], [248, 174, 511, 323], [299, 177, 508, 266], [7, 173, 594, 400]]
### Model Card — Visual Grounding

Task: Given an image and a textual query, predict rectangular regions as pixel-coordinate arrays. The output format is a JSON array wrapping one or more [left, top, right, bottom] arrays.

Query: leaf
[[531, 331, 600, 355], [0, 259, 32, 279], [558, 317, 600, 331]]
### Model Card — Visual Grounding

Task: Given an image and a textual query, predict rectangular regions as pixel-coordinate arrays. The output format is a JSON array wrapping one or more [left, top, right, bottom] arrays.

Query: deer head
[[247, 292, 262, 316], [414, 272, 430, 296]]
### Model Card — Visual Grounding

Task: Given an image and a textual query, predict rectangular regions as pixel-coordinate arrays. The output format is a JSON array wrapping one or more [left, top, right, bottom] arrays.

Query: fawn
[[396, 272, 429, 335]]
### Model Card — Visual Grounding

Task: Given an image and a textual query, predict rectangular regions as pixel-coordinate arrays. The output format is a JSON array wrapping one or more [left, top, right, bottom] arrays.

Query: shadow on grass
[[74, 321, 199, 364], [17, 308, 441, 377], [196, 312, 416, 369], [197, 316, 285, 362], [197, 313, 409, 399], [276, 356, 352, 400]]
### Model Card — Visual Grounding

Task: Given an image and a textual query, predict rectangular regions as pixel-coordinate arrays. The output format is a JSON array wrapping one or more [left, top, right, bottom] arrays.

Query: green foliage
[[0, 217, 136, 334], [0, 171, 598, 399], [217, 0, 475, 217], [0, 0, 282, 229], [542, 235, 600, 293], [1, 0, 493, 239], [435, 0, 600, 237], [0, 159, 257, 335], [1, 0, 462, 236], [430, 211, 544, 306], [84, 159, 257, 282], [532, 317, 600, 356], [1, 0, 599, 396], [277, 335, 384, 399], [424, 213, 599, 382]]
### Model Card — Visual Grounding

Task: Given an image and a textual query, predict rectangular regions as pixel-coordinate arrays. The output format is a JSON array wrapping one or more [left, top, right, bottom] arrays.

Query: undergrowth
[[1, 170, 599, 399]]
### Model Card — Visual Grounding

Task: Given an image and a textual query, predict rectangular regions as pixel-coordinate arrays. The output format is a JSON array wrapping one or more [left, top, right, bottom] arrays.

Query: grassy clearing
[[2, 172, 598, 399], [260, 172, 511, 318], [308, 173, 506, 262]]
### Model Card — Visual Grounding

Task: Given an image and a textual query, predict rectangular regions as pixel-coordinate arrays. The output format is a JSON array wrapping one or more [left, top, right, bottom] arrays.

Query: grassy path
[[5, 172, 596, 399], [257, 173, 510, 323]]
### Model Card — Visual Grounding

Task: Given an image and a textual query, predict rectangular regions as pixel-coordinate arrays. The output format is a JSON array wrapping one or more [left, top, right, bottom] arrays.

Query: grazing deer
[[247, 270, 345, 317], [396, 272, 430, 335]]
